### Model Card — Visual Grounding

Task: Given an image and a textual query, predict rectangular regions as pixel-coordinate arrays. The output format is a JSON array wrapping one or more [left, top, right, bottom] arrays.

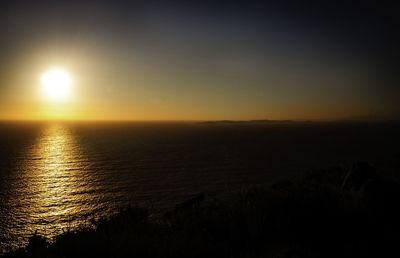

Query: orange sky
[[1, 1, 398, 121]]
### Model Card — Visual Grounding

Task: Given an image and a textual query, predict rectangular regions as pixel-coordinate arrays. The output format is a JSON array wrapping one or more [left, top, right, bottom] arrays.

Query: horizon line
[[0, 118, 398, 123]]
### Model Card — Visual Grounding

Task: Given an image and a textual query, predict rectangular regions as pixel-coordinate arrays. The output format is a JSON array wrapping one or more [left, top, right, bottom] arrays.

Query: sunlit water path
[[1, 124, 101, 251]]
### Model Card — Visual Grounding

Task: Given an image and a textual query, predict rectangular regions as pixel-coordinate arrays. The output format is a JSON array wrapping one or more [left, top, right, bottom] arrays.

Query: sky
[[0, 0, 399, 121]]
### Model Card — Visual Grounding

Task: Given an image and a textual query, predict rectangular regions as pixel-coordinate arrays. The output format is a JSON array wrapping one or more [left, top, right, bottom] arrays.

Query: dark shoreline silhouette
[[3, 163, 400, 258]]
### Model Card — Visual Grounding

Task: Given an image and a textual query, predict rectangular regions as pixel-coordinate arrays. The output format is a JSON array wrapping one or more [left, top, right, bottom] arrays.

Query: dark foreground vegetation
[[3, 162, 400, 258]]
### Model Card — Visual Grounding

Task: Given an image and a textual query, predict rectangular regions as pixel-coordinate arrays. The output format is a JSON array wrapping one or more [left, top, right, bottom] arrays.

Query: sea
[[0, 121, 399, 252]]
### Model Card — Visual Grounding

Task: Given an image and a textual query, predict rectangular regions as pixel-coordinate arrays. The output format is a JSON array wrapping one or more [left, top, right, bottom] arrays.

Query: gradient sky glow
[[1, 0, 399, 121]]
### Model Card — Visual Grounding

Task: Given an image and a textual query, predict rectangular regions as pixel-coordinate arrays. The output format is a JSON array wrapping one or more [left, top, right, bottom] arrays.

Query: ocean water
[[0, 121, 399, 252]]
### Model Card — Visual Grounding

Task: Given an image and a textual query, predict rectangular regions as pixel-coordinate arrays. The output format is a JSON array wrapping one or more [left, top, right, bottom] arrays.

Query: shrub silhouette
[[26, 231, 48, 255], [3, 164, 400, 258]]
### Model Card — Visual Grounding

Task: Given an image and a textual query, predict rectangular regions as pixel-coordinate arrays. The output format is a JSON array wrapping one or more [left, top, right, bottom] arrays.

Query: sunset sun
[[41, 68, 72, 101]]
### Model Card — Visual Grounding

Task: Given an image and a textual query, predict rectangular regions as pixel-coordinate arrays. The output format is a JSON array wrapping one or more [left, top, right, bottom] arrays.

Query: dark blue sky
[[1, 0, 399, 120]]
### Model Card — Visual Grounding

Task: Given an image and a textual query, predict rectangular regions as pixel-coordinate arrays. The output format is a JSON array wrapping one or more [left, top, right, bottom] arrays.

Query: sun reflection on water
[[7, 123, 96, 249], [30, 124, 83, 220]]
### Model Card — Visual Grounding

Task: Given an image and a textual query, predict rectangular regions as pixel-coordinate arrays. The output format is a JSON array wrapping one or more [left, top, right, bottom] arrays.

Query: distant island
[[199, 119, 313, 124], [199, 119, 400, 125]]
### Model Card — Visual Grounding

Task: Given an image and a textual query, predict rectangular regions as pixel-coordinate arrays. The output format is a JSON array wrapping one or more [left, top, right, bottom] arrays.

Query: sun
[[41, 68, 72, 101]]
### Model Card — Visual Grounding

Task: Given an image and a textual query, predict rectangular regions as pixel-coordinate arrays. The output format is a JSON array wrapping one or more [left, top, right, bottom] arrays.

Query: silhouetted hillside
[[3, 163, 400, 258]]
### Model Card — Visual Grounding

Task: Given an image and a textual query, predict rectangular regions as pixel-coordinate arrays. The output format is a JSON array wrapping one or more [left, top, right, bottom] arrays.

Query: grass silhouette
[[3, 164, 400, 258]]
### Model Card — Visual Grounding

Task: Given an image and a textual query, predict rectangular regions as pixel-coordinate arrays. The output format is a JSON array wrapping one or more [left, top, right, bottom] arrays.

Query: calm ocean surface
[[0, 121, 399, 252]]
